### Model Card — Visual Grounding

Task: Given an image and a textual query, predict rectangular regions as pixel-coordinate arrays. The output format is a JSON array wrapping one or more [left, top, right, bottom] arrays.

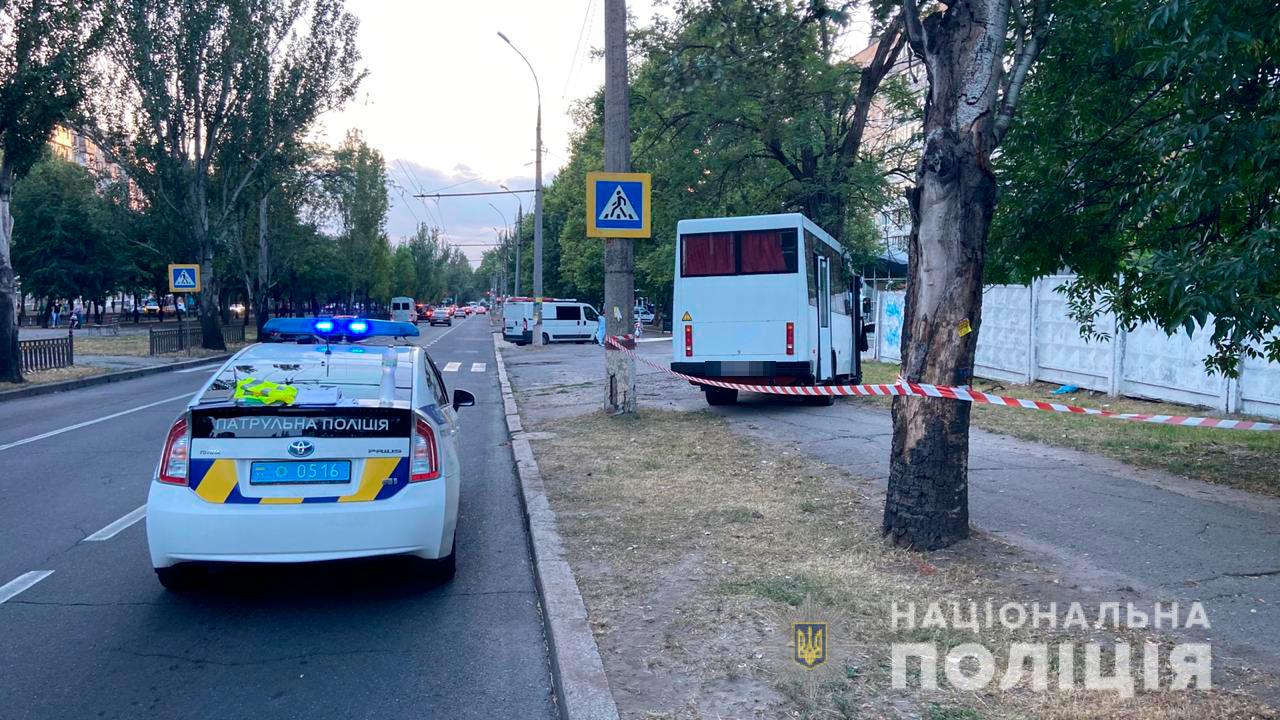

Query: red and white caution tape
[[605, 336, 1279, 432]]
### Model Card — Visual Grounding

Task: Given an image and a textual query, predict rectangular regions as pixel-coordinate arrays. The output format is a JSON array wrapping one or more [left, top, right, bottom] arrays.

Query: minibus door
[[816, 256, 832, 382]]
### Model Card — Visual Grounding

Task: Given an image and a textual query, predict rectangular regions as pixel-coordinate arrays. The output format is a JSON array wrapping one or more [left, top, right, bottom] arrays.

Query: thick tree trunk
[[0, 167, 23, 384], [198, 250, 225, 351], [883, 0, 1005, 550]]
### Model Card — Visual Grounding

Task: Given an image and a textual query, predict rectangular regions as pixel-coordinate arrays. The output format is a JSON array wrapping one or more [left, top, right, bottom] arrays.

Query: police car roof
[[191, 342, 420, 409], [234, 341, 419, 365]]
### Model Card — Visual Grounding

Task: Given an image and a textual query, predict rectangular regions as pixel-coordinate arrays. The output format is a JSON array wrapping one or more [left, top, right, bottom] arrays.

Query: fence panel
[[222, 323, 245, 345], [974, 285, 1032, 383], [18, 332, 74, 372], [1032, 277, 1114, 392], [878, 290, 905, 362], [1238, 335, 1280, 418], [1120, 320, 1229, 410], [149, 324, 201, 355]]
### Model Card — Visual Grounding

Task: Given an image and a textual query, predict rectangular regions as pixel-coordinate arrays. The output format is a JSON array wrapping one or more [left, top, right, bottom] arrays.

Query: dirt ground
[[529, 409, 1278, 720]]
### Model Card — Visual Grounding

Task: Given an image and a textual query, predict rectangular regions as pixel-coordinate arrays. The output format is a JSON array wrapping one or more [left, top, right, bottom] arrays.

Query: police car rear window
[[199, 359, 413, 404]]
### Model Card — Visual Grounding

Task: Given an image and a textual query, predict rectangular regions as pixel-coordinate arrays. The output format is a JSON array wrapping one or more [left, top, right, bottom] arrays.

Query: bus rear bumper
[[671, 360, 812, 381]]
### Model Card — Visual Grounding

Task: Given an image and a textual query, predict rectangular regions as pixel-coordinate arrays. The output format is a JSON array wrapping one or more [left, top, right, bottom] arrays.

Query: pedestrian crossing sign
[[586, 171, 651, 238], [168, 264, 201, 292]]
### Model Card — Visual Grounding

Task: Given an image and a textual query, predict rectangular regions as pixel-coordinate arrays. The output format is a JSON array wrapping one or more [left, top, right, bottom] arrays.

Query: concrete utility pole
[[498, 32, 544, 345], [603, 0, 636, 415]]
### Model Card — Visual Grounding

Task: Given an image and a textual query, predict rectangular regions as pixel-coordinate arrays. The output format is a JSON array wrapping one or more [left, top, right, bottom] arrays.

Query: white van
[[671, 213, 868, 406], [503, 299, 600, 345], [390, 297, 417, 323]]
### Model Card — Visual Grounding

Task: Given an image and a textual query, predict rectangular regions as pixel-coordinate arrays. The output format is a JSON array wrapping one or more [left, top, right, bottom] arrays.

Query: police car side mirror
[[452, 389, 476, 411]]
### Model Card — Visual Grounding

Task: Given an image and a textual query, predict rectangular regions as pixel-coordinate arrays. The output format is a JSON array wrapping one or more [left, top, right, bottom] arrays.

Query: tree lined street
[[1, 0, 1278, 716]]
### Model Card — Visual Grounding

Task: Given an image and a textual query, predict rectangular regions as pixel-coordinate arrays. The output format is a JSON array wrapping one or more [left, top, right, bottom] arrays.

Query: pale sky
[[315, 0, 870, 266]]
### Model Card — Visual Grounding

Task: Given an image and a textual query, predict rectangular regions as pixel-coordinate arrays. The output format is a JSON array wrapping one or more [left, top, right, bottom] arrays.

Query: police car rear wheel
[[418, 540, 456, 582], [155, 564, 206, 592]]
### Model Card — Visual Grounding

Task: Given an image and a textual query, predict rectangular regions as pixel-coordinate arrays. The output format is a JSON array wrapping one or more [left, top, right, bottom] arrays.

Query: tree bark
[[883, 0, 1006, 550], [0, 164, 23, 383], [255, 194, 271, 335]]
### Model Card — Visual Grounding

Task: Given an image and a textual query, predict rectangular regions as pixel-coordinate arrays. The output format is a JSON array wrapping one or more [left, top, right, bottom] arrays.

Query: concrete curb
[[0, 355, 231, 404], [492, 335, 619, 720]]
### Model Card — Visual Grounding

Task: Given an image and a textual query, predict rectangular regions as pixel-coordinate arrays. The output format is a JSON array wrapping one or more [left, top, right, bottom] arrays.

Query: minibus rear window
[[680, 229, 797, 277], [681, 232, 735, 276]]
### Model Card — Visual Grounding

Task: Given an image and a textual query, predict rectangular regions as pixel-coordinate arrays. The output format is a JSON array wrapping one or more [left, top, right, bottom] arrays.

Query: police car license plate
[[250, 461, 351, 485]]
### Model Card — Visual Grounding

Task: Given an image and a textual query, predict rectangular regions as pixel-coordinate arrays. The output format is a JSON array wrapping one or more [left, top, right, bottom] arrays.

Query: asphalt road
[[0, 315, 554, 719]]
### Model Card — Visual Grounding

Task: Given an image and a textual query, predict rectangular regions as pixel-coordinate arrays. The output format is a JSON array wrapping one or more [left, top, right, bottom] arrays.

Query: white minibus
[[503, 298, 600, 345], [671, 213, 868, 405], [390, 296, 417, 323]]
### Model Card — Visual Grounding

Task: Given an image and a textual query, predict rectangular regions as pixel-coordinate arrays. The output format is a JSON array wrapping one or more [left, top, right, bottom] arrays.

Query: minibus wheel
[[705, 387, 738, 406]]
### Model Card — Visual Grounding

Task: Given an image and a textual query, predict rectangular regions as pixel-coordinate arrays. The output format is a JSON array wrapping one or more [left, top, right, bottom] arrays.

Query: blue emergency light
[[262, 317, 419, 339]]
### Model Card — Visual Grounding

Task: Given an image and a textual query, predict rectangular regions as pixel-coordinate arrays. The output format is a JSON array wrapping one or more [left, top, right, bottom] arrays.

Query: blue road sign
[[586, 172, 651, 238], [168, 264, 201, 292]]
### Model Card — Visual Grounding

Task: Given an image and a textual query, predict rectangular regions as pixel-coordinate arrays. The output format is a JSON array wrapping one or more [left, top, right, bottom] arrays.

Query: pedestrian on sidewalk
[[51, 301, 61, 328]]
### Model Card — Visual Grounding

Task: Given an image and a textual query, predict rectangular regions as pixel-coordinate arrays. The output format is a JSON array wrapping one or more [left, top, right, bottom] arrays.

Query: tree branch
[[993, 0, 1049, 145], [900, 0, 928, 58]]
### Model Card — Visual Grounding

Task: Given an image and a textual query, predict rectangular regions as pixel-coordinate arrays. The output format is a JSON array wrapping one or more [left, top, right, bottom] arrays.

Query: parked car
[[635, 305, 655, 324]]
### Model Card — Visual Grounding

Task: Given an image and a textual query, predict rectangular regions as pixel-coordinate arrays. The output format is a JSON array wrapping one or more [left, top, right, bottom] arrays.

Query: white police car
[[146, 317, 474, 590]]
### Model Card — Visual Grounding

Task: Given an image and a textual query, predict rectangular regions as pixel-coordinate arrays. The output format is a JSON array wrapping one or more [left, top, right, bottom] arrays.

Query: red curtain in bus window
[[681, 232, 735, 276], [740, 230, 787, 273]]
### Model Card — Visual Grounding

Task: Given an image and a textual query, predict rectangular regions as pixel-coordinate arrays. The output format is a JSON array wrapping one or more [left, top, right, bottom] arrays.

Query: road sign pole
[[602, 0, 636, 415]]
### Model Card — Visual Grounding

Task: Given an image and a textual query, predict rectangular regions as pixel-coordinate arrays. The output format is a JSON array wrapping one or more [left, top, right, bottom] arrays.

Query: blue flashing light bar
[[262, 317, 419, 339]]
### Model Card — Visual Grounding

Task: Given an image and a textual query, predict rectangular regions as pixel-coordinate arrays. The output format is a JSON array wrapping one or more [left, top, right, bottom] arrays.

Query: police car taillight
[[158, 417, 190, 485], [410, 417, 441, 482]]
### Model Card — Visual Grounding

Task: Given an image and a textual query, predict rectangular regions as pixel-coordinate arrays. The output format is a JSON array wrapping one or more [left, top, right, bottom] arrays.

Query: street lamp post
[[498, 31, 544, 346], [487, 203, 510, 298], [499, 184, 523, 298]]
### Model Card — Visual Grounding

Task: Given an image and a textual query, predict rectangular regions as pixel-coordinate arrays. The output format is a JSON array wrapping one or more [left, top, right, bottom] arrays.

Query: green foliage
[[991, 0, 1280, 374], [0, 0, 106, 183], [11, 154, 134, 301], [481, 0, 893, 319], [326, 130, 390, 302]]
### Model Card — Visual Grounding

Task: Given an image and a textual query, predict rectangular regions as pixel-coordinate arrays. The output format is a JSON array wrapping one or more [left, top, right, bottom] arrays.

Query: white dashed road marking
[[83, 505, 147, 542], [0, 392, 192, 454], [0, 571, 54, 604], [443, 362, 461, 372], [471, 363, 487, 373]]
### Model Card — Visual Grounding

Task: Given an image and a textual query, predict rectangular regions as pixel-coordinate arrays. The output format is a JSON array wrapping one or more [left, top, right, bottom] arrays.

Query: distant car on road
[[390, 296, 417, 323], [427, 305, 452, 327], [144, 299, 161, 316], [635, 306, 655, 324], [503, 299, 599, 345], [146, 317, 475, 590]]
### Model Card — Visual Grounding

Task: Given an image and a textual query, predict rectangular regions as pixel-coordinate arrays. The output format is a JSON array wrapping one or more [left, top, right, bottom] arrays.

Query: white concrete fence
[[870, 276, 1280, 420]]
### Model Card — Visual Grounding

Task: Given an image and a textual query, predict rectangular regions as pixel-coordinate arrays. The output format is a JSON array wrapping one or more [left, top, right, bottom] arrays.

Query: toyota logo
[[288, 440, 315, 458]]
